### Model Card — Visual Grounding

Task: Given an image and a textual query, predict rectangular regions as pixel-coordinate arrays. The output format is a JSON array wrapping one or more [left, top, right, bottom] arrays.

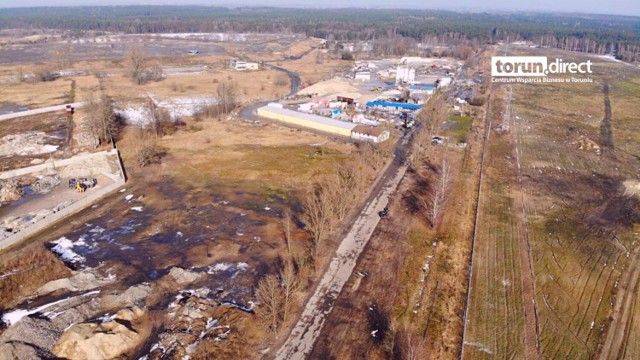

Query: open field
[[463, 135, 527, 359], [0, 31, 380, 359], [465, 45, 640, 360], [0, 114, 364, 358]]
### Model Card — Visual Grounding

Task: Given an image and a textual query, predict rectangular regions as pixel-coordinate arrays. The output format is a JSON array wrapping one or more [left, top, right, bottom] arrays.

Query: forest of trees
[[1, 6, 639, 61]]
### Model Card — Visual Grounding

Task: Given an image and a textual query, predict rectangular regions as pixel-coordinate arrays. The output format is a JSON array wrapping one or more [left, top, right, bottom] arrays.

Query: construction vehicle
[[69, 178, 97, 193], [378, 207, 389, 218]]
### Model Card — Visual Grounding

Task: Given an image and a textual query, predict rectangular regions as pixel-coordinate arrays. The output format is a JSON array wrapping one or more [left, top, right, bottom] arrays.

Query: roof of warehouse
[[258, 105, 357, 130], [366, 101, 422, 110]]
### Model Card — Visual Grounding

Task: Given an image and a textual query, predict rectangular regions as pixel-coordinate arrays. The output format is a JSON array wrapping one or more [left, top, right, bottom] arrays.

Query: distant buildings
[[230, 59, 260, 71], [396, 66, 416, 84], [367, 101, 421, 112], [257, 104, 356, 137], [351, 125, 390, 143], [355, 71, 373, 82], [256, 104, 390, 142]]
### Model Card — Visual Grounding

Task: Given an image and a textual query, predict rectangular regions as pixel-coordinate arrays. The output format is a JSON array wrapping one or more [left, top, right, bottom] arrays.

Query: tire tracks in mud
[[599, 236, 640, 360], [510, 86, 542, 360]]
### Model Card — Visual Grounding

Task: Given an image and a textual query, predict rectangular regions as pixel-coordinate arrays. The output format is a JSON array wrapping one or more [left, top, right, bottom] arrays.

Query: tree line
[[1, 7, 639, 60]]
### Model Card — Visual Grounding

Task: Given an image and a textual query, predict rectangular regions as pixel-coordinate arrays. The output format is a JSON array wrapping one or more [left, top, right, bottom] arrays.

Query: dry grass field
[[463, 127, 527, 358], [465, 46, 640, 359]]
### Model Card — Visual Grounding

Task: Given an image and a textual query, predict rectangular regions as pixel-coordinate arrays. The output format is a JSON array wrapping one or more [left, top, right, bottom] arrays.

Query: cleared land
[[465, 46, 640, 360]]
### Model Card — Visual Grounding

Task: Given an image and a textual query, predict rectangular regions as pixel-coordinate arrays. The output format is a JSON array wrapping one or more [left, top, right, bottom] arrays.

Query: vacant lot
[[465, 46, 640, 359]]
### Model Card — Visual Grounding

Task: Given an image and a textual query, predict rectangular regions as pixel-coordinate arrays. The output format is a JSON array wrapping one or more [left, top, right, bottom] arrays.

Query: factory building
[[256, 104, 356, 137], [230, 59, 261, 71], [366, 101, 421, 111], [351, 125, 390, 143]]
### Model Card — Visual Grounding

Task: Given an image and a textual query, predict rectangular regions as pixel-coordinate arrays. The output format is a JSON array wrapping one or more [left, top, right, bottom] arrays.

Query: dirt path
[[0, 102, 85, 122], [460, 93, 493, 359], [275, 162, 408, 359], [599, 80, 614, 152], [510, 87, 542, 360], [599, 239, 640, 360]]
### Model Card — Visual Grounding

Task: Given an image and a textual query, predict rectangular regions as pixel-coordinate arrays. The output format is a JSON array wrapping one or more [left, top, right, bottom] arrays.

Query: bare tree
[[398, 331, 427, 360], [427, 160, 451, 228], [131, 128, 163, 167], [409, 125, 431, 169], [146, 95, 171, 138], [281, 209, 294, 256], [125, 47, 146, 85], [280, 260, 300, 322], [84, 95, 117, 145], [301, 185, 334, 264], [325, 165, 358, 221], [217, 80, 237, 115], [255, 274, 283, 333]]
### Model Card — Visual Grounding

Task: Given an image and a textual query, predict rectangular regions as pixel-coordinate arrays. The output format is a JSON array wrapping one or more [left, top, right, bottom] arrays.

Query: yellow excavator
[[69, 178, 97, 193]]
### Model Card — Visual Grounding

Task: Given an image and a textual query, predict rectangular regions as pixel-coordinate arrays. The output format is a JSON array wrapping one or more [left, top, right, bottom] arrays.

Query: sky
[[0, 0, 639, 17]]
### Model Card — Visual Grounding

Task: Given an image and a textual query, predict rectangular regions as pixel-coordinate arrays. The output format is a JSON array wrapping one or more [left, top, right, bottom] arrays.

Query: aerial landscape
[[0, 1, 639, 359]]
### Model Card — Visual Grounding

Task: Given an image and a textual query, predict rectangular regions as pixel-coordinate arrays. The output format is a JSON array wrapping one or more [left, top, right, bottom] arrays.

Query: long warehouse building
[[256, 104, 356, 137]]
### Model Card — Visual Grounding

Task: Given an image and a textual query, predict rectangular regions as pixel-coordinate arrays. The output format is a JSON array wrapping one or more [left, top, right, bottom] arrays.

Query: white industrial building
[[396, 66, 416, 84], [355, 71, 373, 82], [351, 125, 390, 143], [230, 59, 260, 71]]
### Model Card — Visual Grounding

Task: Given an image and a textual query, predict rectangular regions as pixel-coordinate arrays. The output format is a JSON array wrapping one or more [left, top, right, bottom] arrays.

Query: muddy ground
[[0, 111, 72, 171]]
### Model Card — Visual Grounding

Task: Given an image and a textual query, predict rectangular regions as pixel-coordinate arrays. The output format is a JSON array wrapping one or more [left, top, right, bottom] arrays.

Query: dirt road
[[275, 157, 408, 359], [599, 238, 640, 359], [510, 86, 542, 359], [0, 102, 85, 122]]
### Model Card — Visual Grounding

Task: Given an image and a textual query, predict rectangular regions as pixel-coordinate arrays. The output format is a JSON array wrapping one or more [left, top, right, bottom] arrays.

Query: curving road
[[238, 58, 302, 122]]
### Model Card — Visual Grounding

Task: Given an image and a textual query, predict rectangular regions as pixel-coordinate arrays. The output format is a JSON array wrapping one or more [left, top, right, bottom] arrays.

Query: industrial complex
[[254, 56, 459, 143]]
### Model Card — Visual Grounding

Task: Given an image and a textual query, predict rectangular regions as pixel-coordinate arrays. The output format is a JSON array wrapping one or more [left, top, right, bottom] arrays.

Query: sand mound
[[58, 153, 119, 178], [298, 77, 360, 97]]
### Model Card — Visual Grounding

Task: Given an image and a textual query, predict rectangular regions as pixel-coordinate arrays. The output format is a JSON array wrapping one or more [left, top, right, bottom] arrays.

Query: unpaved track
[[0, 102, 86, 122], [275, 161, 408, 359], [460, 93, 492, 359], [599, 239, 640, 360], [510, 85, 541, 359]]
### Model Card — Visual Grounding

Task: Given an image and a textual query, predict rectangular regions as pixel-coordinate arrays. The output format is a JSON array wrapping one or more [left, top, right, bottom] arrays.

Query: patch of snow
[[50, 237, 86, 264], [208, 263, 231, 273], [125, 194, 134, 201], [96, 313, 117, 323], [131, 207, 143, 212], [207, 262, 249, 275], [89, 226, 105, 234], [116, 106, 151, 127], [2, 290, 100, 326], [220, 301, 254, 313]]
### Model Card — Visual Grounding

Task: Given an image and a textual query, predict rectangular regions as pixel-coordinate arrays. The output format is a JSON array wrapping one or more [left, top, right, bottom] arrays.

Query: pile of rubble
[[143, 288, 236, 360], [0, 178, 23, 203], [0, 131, 59, 157]]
